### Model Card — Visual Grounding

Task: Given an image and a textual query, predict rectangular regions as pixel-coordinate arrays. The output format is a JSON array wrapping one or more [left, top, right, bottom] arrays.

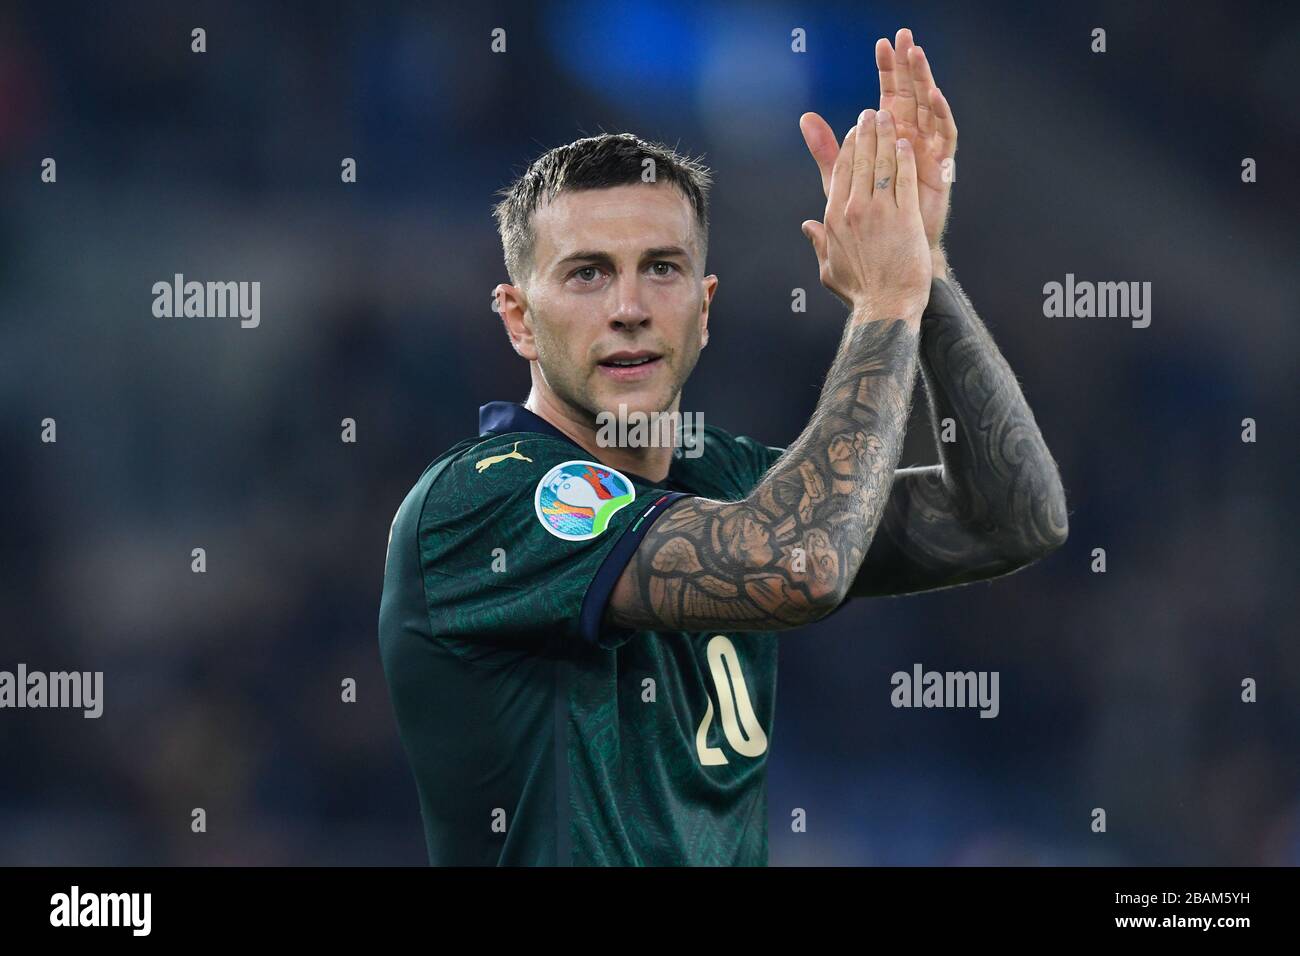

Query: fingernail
[[877, 110, 891, 125], [859, 109, 869, 124]]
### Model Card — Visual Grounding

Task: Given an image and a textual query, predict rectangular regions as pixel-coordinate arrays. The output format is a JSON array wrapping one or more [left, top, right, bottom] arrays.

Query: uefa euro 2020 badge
[[535, 461, 636, 541]]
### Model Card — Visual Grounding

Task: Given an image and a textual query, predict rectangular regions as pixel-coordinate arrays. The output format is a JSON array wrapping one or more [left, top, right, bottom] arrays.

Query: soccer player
[[379, 29, 1067, 865]]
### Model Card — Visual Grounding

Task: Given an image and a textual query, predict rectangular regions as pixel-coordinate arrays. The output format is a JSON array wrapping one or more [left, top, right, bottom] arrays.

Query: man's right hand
[[801, 108, 932, 325]]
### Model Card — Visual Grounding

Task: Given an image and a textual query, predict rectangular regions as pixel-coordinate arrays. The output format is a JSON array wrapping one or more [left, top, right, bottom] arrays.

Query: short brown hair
[[492, 132, 712, 285]]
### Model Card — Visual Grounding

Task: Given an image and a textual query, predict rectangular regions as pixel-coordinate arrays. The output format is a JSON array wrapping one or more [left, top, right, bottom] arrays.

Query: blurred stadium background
[[1, 0, 1297, 864]]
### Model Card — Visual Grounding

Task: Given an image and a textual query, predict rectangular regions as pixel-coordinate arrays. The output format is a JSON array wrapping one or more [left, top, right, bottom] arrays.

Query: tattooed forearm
[[848, 273, 1069, 597], [607, 318, 921, 632]]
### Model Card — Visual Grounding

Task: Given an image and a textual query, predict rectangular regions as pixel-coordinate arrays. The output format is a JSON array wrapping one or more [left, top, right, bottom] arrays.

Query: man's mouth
[[597, 351, 663, 380]]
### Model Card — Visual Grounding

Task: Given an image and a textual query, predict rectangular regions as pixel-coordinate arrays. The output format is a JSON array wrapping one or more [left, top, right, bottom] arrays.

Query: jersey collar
[[478, 400, 685, 490], [479, 400, 574, 443]]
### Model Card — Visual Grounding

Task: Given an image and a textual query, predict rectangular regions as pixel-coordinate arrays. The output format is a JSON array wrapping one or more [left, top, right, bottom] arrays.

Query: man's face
[[510, 183, 716, 421]]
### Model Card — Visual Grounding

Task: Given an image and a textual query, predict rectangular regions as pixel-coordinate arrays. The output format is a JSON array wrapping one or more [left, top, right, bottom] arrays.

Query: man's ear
[[494, 283, 537, 361], [699, 274, 718, 349]]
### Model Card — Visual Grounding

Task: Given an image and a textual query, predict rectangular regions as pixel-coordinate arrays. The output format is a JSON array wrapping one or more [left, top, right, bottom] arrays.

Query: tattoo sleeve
[[607, 317, 921, 632], [846, 272, 1069, 597]]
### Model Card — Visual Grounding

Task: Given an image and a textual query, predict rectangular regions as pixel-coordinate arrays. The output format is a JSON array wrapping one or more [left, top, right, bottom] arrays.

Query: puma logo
[[475, 441, 534, 473]]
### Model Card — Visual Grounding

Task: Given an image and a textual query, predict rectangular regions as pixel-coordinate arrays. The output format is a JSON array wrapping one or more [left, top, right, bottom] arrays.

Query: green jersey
[[379, 401, 785, 866]]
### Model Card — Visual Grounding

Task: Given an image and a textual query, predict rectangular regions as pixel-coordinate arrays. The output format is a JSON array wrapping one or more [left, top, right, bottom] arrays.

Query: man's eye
[[573, 266, 601, 282], [650, 262, 677, 276]]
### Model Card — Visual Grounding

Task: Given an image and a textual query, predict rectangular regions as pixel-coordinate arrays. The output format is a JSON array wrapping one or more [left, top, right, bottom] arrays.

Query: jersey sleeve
[[418, 436, 690, 651], [731, 434, 786, 486]]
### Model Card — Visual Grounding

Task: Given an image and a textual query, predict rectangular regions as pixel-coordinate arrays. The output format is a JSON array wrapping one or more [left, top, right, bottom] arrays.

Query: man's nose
[[609, 272, 651, 331]]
